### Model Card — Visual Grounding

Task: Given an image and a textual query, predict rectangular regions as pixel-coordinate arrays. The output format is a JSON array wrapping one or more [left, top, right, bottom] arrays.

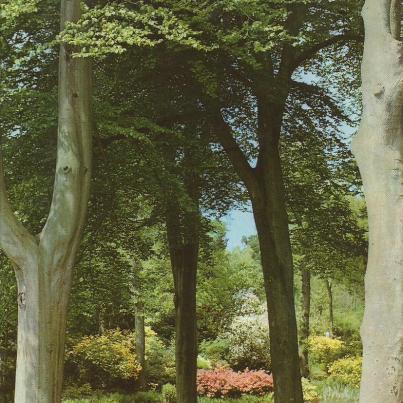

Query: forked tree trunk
[[352, 1, 403, 401], [212, 106, 303, 403], [0, 1, 92, 401], [300, 266, 311, 378]]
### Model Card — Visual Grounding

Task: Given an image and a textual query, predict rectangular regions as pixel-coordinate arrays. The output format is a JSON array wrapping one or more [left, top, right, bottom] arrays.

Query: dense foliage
[[0, 0, 369, 401]]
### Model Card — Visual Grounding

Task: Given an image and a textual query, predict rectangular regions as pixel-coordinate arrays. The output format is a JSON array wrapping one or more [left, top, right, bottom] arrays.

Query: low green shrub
[[62, 383, 93, 399], [199, 338, 230, 367], [197, 355, 212, 370], [301, 378, 319, 402], [131, 391, 162, 402], [161, 383, 176, 403], [145, 328, 176, 386], [328, 356, 362, 388]]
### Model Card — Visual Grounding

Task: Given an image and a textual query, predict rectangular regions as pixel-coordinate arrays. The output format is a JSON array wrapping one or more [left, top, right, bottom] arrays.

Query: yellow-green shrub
[[328, 356, 362, 388], [301, 378, 319, 402], [68, 329, 141, 388], [162, 383, 177, 403], [307, 336, 344, 367]]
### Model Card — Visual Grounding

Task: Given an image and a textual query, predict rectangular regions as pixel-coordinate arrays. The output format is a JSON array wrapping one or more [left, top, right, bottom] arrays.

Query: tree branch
[[209, 108, 260, 198], [291, 33, 364, 71], [0, 145, 38, 269], [278, 3, 308, 79], [291, 80, 350, 121]]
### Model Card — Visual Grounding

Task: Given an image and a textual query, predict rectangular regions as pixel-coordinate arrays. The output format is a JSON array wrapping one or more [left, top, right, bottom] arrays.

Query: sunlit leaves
[[0, 0, 38, 33], [59, 2, 212, 58]]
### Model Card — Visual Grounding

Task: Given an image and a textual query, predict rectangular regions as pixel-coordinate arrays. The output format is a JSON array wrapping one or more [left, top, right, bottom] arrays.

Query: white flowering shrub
[[223, 316, 271, 371]]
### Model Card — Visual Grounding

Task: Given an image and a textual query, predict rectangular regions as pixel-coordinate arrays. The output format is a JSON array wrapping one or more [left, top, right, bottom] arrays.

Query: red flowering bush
[[197, 368, 274, 398]]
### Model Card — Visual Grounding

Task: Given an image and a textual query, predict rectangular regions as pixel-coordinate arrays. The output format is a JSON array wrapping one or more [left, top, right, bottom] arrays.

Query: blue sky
[[223, 208, 256, 250]]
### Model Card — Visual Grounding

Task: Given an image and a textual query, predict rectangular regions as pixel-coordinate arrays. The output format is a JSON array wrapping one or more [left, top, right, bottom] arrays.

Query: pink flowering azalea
[[197, 368, 274, 398]]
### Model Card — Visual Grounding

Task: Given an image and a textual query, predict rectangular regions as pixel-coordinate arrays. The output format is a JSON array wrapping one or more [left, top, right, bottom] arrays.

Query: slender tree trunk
[[0, 0, 92, 401], [97, 309, 105, 335], [300, 266, 311, 378], [251, 145, 303, 403], [325, 279, 334, 334], [352, 1, 403, 401], [135, 300, 146, 389]]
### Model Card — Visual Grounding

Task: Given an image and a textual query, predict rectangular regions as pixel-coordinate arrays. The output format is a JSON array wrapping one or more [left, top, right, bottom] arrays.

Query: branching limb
[[291, 33, 364, 71], [0, 143, 38, 269], [209, 108, 260, 198]]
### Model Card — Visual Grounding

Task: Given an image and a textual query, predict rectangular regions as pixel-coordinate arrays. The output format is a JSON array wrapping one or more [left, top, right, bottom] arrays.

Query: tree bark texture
[[165, 153, 200, 403], [300, 267, 311, 378], [325, 279, 334, 334], [135, 300, 146, 389], [212, 96, 303, 402], [252, 144, 303, 403], [352, 1, 403, 401], [0, 0, 92, 401]]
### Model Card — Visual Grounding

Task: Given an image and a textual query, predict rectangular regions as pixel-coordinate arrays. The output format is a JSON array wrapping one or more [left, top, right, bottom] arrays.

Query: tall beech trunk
[[300, 267, 311, 378], [211, 94, 303, 401], [352, 1, 403, 401], [170, 241, 198, 403], [0, 1, 92, 401], [325, 279, 334, 334], [251, 144, 303, 403], [166, 154, 200, 403]]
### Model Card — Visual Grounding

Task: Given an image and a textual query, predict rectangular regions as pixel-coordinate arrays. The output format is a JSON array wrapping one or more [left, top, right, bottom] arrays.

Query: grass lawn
[[62, 392, 274, 403], [62, 386, 360, 403]]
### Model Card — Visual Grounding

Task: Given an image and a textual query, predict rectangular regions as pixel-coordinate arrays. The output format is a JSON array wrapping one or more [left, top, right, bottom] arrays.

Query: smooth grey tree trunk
[[0, 1, 92, 401], [352, 1, 403, 401]]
